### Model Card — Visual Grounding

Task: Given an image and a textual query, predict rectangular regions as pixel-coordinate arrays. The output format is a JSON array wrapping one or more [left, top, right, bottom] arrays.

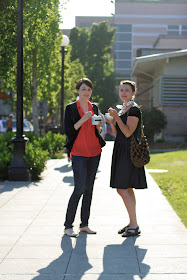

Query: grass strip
[[146, 150, 187, 227]]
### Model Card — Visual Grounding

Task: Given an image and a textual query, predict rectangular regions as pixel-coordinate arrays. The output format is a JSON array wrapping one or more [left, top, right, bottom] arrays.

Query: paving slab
[[142, 275, 187, 280], [0, 257, 69, 274], [0, 141, 187, 280], [64, 275, 141, 280], [66, 257, 140, 274], [0, 276, 65, 280], [0, 246, 12, 259]]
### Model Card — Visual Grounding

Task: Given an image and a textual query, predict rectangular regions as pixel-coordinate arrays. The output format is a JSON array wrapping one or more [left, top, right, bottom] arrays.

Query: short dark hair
[[76, 78, 93, 90]]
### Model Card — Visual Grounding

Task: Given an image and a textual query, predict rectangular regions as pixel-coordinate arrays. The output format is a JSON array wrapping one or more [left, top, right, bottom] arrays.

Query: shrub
[[155, 138, 165, 143], [24, 142, 49, 181], [142, 108, 167, 143], [0, 131, 66, 181], [24, 131, 37, 143], [0, 147, 13, 180], [37, 131, 66, 158], [0, 133, 14, 180]]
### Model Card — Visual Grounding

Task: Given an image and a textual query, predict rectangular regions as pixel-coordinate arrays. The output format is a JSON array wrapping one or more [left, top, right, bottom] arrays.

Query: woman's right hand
[[74, 111, 92, 130], [105, 117, 115, 127], [82, 111, 92, 122], [105, 109, 115, 125]]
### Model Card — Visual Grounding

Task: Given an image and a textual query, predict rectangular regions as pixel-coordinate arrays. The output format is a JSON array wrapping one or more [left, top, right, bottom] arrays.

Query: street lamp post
[[60, 35, 69, 134], [8, 0, 30, 181]]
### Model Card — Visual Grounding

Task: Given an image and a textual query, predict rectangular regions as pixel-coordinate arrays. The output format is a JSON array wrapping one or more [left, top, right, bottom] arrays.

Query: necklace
[[118, 100, 134, 115]]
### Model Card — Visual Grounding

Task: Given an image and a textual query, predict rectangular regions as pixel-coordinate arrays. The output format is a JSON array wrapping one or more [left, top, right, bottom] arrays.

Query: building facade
[[72, 0, 187, 142], [132, 50, 187, 142], [75, 1, 187, 79], [114, 0, 187, 80]]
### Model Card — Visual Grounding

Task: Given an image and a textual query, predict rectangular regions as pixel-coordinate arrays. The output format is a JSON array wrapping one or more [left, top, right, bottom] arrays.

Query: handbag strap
[[127, 108, 144, 139], [140, 111, 145, 138]]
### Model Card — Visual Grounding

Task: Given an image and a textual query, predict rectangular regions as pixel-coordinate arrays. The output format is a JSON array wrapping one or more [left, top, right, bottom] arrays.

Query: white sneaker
[[64, 228, 78, 237], [80, 226, 97, 234]]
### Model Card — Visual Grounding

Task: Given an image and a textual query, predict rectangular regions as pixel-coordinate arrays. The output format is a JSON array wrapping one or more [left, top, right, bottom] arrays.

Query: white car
[[0, 119, 34, 134]]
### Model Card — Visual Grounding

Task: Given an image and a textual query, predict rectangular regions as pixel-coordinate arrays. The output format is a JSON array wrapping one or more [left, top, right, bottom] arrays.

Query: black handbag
[[130, 112, 150, 168]]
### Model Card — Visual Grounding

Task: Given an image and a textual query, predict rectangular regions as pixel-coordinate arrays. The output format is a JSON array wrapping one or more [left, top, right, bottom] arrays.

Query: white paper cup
[[105, 113, 113, 120], [91, 115, 102, 125]]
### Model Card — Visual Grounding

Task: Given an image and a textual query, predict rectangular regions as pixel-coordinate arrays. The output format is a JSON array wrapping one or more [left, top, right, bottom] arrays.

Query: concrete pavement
[[0, 141, 187, 280]]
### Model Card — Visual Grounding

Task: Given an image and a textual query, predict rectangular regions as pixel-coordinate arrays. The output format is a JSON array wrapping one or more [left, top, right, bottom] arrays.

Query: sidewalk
[[0, 141, 187, 280]]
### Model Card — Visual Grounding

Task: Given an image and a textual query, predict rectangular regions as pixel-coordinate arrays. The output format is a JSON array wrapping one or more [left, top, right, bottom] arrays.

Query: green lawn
[[146, 150, 187, 227]]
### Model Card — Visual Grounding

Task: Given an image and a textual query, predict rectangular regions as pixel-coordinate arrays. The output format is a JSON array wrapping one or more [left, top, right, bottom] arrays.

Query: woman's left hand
[[96, 119, 102, 133]]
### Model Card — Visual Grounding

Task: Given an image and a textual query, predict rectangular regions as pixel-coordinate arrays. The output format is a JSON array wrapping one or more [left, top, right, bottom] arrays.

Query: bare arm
[[108, 108, 139, 138], [74, 111, 92, 130]]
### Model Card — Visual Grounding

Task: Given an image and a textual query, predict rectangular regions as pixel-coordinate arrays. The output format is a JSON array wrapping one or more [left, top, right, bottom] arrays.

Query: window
[[115, 69, 131, 75], [167, 25, 179, 35], [115, 51, 132, 59], [115, 60, 132, 69], [115, 24, 132, 33], [115, 42, 132, 50], [115, 33, 132, 42], [114, 24, 132, 77], [182, 25, 187, 36]]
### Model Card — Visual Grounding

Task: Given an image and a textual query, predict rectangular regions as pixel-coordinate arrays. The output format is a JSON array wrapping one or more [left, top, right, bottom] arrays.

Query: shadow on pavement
[[31, 235, 149, 280], [55, 163, 74, 186], [0, 181, 33, 194], [32, 233, 91, 280], [55, 164, 72, 173], [97, 238, 150, 280], [63, 176, 74, 186]]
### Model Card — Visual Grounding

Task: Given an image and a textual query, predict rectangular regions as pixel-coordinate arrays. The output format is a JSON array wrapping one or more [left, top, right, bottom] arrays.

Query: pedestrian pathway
[[0, 142, 186, 280]]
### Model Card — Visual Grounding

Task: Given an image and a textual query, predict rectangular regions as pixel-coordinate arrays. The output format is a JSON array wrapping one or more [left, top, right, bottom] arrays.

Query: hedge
[[0, 132, 66, 181]]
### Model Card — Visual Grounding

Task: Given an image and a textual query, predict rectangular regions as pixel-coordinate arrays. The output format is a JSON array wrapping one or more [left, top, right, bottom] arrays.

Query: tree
[[69, 21, 117, 113], [0, 0, 17, 93], [22, 0, 63, 136], [70, 27, 89, 68], [0, 0, 67, 136], [52, 45, 85, 123]]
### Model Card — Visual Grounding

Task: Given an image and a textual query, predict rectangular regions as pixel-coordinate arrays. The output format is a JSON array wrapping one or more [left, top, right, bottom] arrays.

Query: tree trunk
[[31, 49, 39, 137]]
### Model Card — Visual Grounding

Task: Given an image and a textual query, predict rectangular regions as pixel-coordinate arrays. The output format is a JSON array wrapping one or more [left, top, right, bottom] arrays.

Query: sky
[[60, 0, 114, 29]]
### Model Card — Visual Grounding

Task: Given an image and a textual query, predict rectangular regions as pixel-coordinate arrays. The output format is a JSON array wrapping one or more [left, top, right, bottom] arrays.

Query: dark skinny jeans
[[64, 154, 101, 229]]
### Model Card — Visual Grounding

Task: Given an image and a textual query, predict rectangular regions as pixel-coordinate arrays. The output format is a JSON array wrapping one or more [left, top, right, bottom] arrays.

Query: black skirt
[[110, 113, 147, 190]]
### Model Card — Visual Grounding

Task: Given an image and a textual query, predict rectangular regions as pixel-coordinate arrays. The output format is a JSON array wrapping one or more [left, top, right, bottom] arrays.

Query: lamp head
[[61, 35, 69, 47]]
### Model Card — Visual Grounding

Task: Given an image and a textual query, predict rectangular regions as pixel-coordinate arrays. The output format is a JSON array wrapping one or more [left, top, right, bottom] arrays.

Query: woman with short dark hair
[[64, 78, 105, 237]]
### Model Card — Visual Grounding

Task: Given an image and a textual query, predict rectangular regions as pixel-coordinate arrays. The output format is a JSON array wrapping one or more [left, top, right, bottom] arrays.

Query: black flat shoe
[[122, 226, 141, 237], [118, 225, 129, 234]]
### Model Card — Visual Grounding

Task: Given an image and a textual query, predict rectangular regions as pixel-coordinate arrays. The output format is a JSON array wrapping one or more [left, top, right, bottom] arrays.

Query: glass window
[[115, 24, 132, 33], [115, 60, 132, 69], [168, 25, 179, 30], [181, 31, 187, 35], [115, 42, 132, 50], [168, 30, 180, 35], [167, 25, 180, 35], [115, 52, 132, 59], [115, 33, 132, 42], [114, 69, 131, 75]]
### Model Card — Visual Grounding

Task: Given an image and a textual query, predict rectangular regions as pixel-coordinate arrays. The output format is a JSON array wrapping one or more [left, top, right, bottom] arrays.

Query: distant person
[[99, 112, 107, 140], [6, 115, 13, 132], [63, 78, 105, 237], [0, 120, 3, 134], [105, 80, 147, 237]]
